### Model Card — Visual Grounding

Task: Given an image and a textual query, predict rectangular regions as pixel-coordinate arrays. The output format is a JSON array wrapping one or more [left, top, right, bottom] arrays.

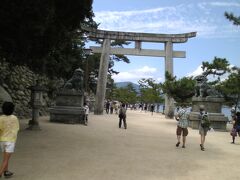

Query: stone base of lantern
[[49, 90, 85, 124], [189, 96, 228, 131]]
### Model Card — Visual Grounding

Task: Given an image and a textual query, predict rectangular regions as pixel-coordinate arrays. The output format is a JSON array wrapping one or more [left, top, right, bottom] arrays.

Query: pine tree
[[161, 72, 195, 106]]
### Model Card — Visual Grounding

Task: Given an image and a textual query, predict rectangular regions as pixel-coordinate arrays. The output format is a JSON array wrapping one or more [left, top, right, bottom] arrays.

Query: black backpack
[[201, 113, 211, 128], [119, 108, 126, 118]]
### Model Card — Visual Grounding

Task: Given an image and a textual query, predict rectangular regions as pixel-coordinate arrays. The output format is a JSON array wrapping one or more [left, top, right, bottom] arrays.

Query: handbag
[[230, 128, 237, 136]]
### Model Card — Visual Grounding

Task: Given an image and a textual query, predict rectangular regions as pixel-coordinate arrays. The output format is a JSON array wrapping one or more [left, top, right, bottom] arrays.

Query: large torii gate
[[83, 26, 196, 117]]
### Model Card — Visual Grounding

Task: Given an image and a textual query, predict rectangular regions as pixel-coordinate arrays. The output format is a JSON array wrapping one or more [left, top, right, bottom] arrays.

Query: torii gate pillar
[[94, 39, 111, 114], [164, 41, 175, 118]]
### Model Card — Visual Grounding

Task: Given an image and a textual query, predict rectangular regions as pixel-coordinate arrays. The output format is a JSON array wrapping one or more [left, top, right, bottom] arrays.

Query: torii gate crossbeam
[[83, 26, 196, 117]]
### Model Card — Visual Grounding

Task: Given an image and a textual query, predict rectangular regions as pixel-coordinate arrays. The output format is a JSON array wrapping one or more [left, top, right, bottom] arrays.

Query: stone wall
[[0, 60, 54, 119]]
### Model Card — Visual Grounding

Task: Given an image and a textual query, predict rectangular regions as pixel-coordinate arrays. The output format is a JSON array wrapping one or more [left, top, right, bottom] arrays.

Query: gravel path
[[7, 110, 239, 180]]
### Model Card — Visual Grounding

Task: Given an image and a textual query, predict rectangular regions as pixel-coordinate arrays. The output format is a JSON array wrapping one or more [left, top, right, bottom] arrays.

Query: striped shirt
[[177, 108, 189, 128]]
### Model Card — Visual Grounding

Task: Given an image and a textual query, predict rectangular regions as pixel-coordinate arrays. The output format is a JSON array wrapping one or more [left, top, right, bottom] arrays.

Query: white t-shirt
[[84, 105, 89, 115]]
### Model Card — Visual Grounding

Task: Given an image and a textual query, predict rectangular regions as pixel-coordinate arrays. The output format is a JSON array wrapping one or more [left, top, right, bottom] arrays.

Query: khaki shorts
[[0, 142, 16, 153], [176, 126, 188, 136], [199, 126, 208, 136]]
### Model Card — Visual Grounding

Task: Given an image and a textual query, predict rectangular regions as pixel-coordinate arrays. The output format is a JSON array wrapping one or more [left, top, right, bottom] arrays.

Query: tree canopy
[[112, 83, 138, 104], [202, 57, 230, 77], [0, 0, 94, 78], [138, 78, 164, 104], [224, 12, 240, 26], [216, 66, 240, 110], [161, 72, 195, 106], [219, 12, 240, 109]]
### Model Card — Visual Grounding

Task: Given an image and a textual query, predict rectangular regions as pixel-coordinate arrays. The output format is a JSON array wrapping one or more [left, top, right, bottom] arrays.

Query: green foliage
[[83, 53, 100, 93], [161, 72, 195, 106], [214, 12, 240, 108], [224, 12, 240, 26], [112, 83, 138, 104], [202, 57, 230, 77], [91, 39, 130, 75], [216, 66, 240, 108], [89, 39, 131, 94], [111, 40, 131, 47], [105, 75, 116, 100], [138, 78, 164, 103], [0, 0, 94, 78], [201, 57, 239, 108], [107, 40, 130, 76]]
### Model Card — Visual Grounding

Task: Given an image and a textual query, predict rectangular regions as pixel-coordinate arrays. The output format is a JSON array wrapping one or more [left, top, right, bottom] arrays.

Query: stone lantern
[[27, 80, 45, 130]]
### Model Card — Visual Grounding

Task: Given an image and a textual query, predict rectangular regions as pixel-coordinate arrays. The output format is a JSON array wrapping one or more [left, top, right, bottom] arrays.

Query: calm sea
[[155, 104, 233, 120], [222, 106, 231, 120]]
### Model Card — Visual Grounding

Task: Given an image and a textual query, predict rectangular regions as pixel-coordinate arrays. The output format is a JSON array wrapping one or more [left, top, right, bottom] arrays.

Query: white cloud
[[209, 2, 240, 7], [187, 65, 203, 77], [113, 63, 236, 83], [112, 66, 160, 83], [156, 77, 164, 82], [112, 72, 139, 82], [187, 64, 236, 82], [135, 66, 157, 73], [94, 2, 240, 39]]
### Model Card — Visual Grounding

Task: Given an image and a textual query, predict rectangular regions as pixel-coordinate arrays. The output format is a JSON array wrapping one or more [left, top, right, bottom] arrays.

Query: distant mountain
[[115, 81, 140, 92]]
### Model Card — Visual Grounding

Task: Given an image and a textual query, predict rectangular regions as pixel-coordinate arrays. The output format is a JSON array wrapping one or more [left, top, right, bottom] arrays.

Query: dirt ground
[[4, 110, 239, 180]]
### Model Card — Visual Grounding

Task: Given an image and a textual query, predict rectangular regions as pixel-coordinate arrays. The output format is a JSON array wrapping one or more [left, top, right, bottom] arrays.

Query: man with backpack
[[198, 105, 211, 151]]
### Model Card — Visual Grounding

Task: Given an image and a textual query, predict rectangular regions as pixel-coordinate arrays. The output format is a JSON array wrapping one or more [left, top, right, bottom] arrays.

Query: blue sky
[[87, 0, 240, 83]]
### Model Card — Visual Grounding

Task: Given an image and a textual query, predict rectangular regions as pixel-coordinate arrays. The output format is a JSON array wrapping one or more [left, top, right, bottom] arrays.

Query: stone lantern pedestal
[[49, 68, 86, 124], [27, 82, 45, 130], [189, 96, 228, 131], [49, 90, 85, 124]]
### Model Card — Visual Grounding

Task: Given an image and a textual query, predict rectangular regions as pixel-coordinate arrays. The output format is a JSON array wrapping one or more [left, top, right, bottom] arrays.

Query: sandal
[[4, 171, 14, 177], [200, 144, 205, 151]]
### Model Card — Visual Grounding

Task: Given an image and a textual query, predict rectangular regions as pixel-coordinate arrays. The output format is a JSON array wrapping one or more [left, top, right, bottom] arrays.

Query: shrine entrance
[[83, 26, 196, 117]]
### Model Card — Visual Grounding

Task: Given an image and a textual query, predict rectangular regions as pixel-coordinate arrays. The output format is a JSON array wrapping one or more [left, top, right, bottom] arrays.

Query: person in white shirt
[[83, 103, 89, 126]]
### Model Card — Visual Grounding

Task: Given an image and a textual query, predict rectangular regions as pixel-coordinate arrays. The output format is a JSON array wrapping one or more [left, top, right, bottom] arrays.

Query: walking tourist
[[110, 102, 114, 114], [231, 111, 240, 144], [175, 105, 189, 148], [231, 106, 236, 123], [105, 101, 110, 114], [113, 102, 118, 114], [139, 103, 143, 112], [118, 103, 127, 129], [198, 105, 211, 151], [0, 102, 20, 178], [83, 102, 89, 126], [150, 104, 155, 115]]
